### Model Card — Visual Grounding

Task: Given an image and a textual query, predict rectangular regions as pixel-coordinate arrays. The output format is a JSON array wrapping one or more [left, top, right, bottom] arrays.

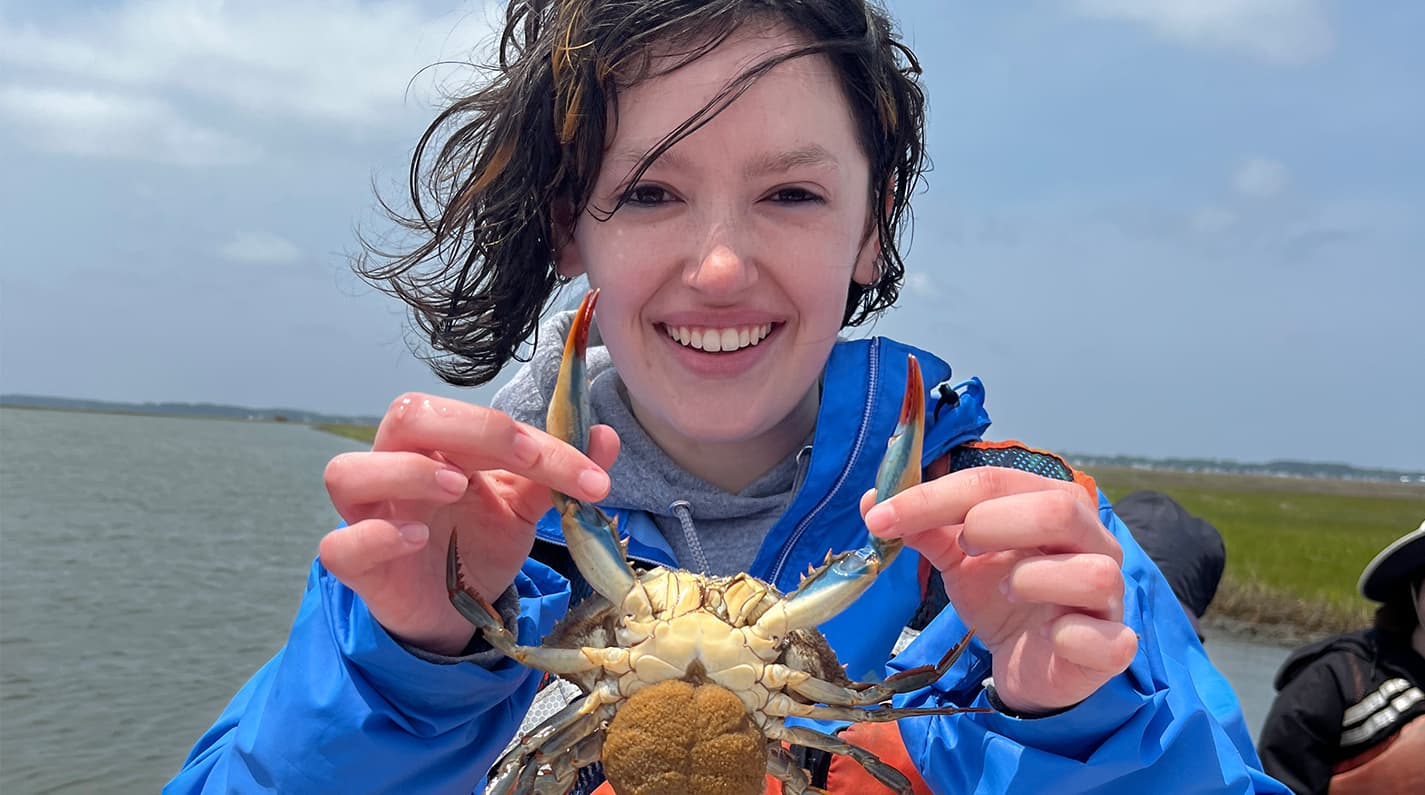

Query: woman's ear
[[852, 188, 894, 285], [552, 198, 585, 278], [852, 226, 881, 286]]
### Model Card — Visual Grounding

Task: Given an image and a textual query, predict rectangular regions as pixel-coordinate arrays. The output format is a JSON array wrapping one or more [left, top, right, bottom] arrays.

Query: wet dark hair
[[356, 0, 926, 386]]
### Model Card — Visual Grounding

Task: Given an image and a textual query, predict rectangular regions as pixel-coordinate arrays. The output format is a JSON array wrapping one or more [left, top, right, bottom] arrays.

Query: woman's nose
[[684, 223, 759, 295]]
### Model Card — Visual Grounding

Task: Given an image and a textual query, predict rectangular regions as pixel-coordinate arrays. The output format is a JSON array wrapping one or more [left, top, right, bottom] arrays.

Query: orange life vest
[[1328, 714, 1425, 795]]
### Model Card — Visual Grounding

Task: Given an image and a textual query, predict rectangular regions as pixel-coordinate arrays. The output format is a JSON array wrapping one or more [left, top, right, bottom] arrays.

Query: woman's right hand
[[319, 393, 619, 657]]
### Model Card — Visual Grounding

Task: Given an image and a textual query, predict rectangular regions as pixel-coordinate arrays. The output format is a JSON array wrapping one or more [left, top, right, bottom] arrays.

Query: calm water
[[0, 408, 362, 794], [0, 408, 1291, 793]]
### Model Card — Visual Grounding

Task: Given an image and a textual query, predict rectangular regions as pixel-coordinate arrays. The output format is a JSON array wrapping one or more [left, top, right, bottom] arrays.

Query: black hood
[[1272, 628, 1376, 691], [1113, 490, 1226, 619]]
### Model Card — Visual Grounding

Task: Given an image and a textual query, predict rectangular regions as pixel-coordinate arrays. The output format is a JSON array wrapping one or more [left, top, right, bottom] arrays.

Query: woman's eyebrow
[[743, 144, 840, 178], [606, 142, 840, 179]]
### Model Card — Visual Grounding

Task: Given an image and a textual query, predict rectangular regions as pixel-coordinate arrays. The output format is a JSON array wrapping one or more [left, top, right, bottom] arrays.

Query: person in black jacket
[[1257, 521, 1425, 794], [1113, 490, 1226, 641]]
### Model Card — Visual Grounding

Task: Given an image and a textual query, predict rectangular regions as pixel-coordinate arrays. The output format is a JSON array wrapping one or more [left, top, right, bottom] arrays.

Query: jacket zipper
[[768, 340, 881, 585]]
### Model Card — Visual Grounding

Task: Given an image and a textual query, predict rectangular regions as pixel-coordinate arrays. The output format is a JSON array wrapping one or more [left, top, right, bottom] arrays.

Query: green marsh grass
[[317, 423, 379, 444], [1092, 467, 1424, 638]]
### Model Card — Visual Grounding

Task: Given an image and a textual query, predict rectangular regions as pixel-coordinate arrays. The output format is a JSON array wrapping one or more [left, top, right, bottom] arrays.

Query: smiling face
[[556, 24, 880, 490]]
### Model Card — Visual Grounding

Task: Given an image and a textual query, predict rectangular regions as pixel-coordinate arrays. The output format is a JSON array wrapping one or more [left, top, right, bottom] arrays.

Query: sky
[[1, 0, 1421, 471]]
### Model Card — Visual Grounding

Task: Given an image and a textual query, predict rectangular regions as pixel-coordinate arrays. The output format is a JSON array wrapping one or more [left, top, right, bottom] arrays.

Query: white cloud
[[0, 85, 259, 165], [1070, 0, 1333, 65], [0, 0, 501, 139], [219, 232, 304, 266], [1234, 157, 1290, 198]]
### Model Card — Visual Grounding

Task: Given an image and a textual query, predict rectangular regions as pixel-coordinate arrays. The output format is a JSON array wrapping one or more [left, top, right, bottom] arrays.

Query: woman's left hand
[[862, 466, 1139, 715]]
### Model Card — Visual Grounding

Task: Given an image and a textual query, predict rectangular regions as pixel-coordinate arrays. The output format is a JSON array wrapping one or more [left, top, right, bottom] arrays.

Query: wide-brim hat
[[1358, 520, 1425, 602]]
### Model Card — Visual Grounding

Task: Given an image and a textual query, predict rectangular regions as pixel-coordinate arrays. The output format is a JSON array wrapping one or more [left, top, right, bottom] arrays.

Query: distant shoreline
[[0, 395, 381, 427]]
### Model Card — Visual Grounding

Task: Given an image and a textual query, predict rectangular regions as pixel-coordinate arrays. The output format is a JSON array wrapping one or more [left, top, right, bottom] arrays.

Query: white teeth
[[666, 323, 772, 352]]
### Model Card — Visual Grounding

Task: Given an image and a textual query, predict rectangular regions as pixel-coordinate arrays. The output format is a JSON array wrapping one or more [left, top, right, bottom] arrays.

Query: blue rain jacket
[[168, 336, 1287, 794]]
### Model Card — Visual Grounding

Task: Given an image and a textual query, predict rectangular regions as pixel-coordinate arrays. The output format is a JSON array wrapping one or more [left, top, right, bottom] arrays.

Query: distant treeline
[[0, 394, 381, 427], [1067, 453, 1423, 485]]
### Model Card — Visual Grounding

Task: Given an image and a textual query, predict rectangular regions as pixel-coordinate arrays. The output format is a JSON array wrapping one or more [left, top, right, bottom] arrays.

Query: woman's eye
[[623, 184, 671, 205], [770, 187, 822, 204]]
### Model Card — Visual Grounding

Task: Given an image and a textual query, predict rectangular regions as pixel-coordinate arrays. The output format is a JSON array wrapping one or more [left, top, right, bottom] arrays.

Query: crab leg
[[765, 628, 973, 707], [530, 733, 603, 795], [447, 539, 633, 675], [767, 724, 913, 795], [486, 697, 615, 795], [546, 289, 639, 607], [766, 746, 818, 795], [753, 356, 924, 636]]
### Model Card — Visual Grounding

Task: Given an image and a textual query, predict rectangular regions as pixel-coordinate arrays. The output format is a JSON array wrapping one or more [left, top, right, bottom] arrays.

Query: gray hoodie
[[491, 310, 812, 575]]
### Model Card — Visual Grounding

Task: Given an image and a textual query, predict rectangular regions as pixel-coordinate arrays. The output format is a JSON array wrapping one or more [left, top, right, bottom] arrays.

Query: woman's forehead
[[609, 27, 854, 145]]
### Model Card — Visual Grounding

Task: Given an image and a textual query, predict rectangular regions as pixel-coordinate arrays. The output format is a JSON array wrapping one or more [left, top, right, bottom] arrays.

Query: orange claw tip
[[571, 289, 599, 352], [898, 355, 923, 424]]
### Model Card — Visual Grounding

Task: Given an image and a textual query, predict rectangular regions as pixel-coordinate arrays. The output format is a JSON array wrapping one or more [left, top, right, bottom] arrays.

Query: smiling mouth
[[663, 323, 774, 353]]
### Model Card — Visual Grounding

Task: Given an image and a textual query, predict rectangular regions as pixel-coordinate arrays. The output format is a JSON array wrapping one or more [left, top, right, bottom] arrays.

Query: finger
[[325, 451, 469, 522], [586, 424, 621, 472], [865, 466, 1092, 539], [1047, 613, 1139, 675], [1004, 554, 1124, 618], [900, 525, 967, 573], [373, 394, 609, 502], [319, 518, 429, 584], [476, 425, 621, 526], [960, 488, 1122, 563]]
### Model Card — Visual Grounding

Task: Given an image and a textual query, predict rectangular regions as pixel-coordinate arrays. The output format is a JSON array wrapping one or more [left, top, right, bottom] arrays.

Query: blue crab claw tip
[[570, 289, 598, 357], [874, 355, 925, 504], [549, 290, 599, 454], [899, 355, 923, 427]]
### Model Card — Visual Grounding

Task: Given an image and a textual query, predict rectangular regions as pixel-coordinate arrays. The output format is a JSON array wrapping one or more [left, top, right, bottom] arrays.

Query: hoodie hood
[[1273, 628, 1376, 691]]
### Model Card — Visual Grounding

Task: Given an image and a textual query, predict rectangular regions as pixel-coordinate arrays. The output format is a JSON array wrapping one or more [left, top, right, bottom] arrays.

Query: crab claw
[[867, 354, 923, 568], [547, 290, 638, 606], [754, 355, 925, 635]]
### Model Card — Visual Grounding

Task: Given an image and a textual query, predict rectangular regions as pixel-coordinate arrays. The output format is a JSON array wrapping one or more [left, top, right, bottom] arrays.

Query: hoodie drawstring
[[668, 500, 710, 574]]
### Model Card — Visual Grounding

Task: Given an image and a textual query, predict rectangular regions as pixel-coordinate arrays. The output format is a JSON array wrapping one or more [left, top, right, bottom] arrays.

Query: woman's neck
[[631, 387, 819, 494]]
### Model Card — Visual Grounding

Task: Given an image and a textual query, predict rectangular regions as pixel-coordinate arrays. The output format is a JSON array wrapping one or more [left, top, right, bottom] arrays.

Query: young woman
[[169, 1, 1282, 792]]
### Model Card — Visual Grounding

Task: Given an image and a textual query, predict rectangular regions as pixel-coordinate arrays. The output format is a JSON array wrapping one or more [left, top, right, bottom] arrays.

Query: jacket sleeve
[[164, 556, 571, 795], [890, 493, 1290, 794], [1256, 660, 1345, 795]]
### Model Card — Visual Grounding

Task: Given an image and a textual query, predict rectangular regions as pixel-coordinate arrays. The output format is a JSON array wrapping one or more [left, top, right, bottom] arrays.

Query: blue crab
[[448, 290, 977, 795]]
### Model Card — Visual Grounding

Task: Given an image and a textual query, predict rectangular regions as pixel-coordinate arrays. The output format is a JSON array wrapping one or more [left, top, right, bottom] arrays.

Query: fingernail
[[435, 468, 468, 496], [864, 503, 896, 534], [999, 578, 1016, 601], [397, 522, 429, 545], [577, 468, 609, 499], [511, 430, 540, 467]]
